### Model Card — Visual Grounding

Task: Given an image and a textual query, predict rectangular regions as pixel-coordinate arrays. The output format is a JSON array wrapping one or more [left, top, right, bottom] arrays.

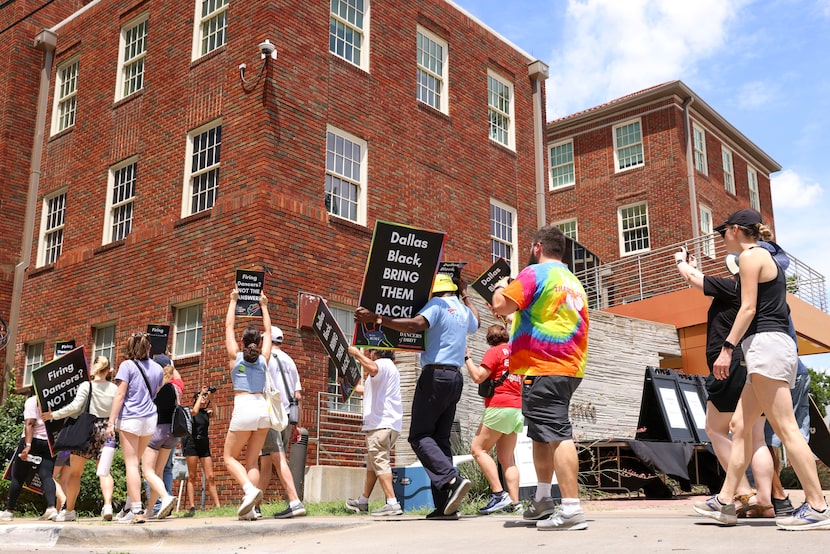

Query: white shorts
[[742, 332, 797, 388], [117, 413, 158, 437], [229, 393, 270, 432]]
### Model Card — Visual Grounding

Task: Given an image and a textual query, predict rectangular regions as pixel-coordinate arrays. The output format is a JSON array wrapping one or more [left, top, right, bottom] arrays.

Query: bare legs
[[471, 424, 520, 502]]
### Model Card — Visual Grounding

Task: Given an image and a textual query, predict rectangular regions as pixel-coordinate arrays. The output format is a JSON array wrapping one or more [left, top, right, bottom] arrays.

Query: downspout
[[528, 60, 550, 229], [683, 96, 700, 240], [3, 0, 104, 403]]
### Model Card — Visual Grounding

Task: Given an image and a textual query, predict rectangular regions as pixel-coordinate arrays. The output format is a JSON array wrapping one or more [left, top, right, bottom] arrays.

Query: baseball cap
[[270, 326, 284, 343], [432, 273, 458, 293], [153, 354, 173, 368], [714, 209, 763, 234]]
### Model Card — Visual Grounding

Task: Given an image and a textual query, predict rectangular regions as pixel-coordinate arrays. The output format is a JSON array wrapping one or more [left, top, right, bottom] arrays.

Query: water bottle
[[97, 439, 116, 476], [24, 454, 42, 465]]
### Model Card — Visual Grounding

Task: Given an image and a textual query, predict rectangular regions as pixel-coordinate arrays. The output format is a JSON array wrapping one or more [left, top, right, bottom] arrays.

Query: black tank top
[[744, 251, 789, 337]]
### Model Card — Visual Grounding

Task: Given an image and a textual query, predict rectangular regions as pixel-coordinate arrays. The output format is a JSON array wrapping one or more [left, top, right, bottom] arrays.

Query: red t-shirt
[[480, 344, 522, 409]]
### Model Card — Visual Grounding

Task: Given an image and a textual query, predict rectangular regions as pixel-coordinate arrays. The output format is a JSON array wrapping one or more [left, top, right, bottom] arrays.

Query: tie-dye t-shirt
[[501, 261, 589, 377]]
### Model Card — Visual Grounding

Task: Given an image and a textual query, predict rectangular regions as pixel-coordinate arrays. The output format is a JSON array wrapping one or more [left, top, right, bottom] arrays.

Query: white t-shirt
[[23, 395, 48, 440], [267, 349, 302, 410], [362, 358, 402, 433]]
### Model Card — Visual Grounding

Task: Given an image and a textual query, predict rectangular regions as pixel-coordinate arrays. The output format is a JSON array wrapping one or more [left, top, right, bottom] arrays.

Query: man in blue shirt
[[355, 273, 479, 518]]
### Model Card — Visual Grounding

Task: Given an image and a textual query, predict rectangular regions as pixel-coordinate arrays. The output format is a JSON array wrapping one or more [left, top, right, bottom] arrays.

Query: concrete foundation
[[303, 465, 386, 504]]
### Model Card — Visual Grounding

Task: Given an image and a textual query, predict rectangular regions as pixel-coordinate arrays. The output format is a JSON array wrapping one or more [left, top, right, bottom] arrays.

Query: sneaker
[[101, 504, 113, 521], [773, 496, 794, 517], [156, 496, 175, 520], [117, 510, 146, 524], [239, 509, 257, 521], [523, 497, 558, 521], [183, 507, 196, 518], [0, 510, 14, 522], [345, 498, 369, 514], [238, 488, 263, 517], [505, 502, 524, 515], [479, 491, 512, 515], [692, 495, 737, 525], [40, 507, 59, 521], [371, 502, 403, 517], [115, 507, 129, 522], [55, 509, 76, 522], [426, 509, 459, 520], [776, 502, 830, 531], [253, 506, 262, 519], [443, 477, 471, 515], [537, 506, 588, 531], [273, 502, 306, 519]]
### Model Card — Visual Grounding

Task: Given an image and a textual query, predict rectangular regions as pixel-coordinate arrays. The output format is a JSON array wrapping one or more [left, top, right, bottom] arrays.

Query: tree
[[808, 367, 830, 417]]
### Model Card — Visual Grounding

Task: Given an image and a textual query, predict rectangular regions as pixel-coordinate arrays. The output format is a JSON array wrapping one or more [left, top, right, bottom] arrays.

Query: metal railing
[[575, 234, 828, 313], [313, 391, 365, 467]]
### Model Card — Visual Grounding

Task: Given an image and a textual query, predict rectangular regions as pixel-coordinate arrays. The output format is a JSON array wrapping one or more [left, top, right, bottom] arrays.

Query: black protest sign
[[355, 221, 446, 351], [32, 346, 89, 449], [146, 325, 171, 356], [235, 269, 265, 317], [471, 258, 512, 304], [55, 340, 75, 358], [438, 261, 467, 285], [311, 298, 361, 402]]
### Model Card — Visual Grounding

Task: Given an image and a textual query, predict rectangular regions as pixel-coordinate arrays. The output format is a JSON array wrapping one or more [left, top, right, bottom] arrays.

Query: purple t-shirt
[[115, 358, 164, 419]]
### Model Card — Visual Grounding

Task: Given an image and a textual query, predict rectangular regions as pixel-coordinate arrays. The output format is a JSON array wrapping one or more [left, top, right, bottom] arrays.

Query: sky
[[454, 0, 830, 370]]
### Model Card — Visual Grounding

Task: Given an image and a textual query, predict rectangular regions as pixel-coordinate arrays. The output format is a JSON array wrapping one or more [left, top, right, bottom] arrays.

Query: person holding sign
[[42, 356, 118, 521], [490, 225, 589, 531], [354, 272, 479, 519], [0, 387, 58, 522], [106, 332, 172, 524]]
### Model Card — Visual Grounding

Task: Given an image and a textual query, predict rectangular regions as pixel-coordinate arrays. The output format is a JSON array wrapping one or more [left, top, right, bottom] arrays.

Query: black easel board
[[676, 373, 710, 443], [636, 366, 696, 443]]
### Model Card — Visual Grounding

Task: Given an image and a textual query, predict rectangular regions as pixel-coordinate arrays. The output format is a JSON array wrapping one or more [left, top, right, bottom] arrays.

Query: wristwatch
[[723, 340, 737, 350]]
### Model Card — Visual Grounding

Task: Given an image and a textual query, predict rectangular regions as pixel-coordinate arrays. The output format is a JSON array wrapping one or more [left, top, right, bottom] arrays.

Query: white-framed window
[[37, 190, 66, 267], [693, 123, 707, 175], [329, 0, 369, 70], [327, 304, 362, 413], [24, 342, 45, 387], [490, 199, 518, 275], [416, 26, 448, 113], [116, 14, 148, 100], [103, 158, 137, 244], [51, 57, 79, 135], [183, 120, 222, 216], [193, 0, 228, 59], [549, 139, 575, 189], [613, 119, 644, 172], [488, 70, 514, 149], [618, 202, 650, 255], [722, 146, 735, 194], [555, 218, 578, 241], [92, 324, 116, 367], [325, 126, 367, 225], [748, 167, 760, 210], [173, 302, 202, 358], [699, 204, 714, 258]]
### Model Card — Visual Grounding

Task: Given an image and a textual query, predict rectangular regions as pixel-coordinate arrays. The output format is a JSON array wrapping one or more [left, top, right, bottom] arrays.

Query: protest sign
[[311, 297, 361, 401], [235, 269, 265, 317], [471, 258, 512, 305], [355, 221, 445, 350], [438, 261, 467, 286], [32, 345, 89, 448], [55, 340, 75, 358], [146, 324, 171, 356]]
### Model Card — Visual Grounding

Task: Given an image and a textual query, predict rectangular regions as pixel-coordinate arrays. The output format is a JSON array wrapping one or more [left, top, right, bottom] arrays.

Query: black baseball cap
[[714, 209, 763, 234]]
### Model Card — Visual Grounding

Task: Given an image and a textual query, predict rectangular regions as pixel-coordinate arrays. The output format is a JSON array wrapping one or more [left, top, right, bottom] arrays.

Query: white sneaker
[[55, 509, 76, 522], [536, 506, 588, 531], [238, 509, 257, 521], [238, 487, 263, 516], [101, 504, 113, 521], [156, 496, 175, 520], [40, 507, 59, 521], [0, 510, 13, 522], [117, 510, 146, 524]]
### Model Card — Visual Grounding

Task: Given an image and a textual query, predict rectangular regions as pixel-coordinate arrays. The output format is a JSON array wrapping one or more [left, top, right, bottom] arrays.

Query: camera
[[207, 386, 217, 394]]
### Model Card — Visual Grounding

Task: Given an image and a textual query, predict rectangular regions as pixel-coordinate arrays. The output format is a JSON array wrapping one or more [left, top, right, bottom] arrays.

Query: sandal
[[734, 493, 757, 518]]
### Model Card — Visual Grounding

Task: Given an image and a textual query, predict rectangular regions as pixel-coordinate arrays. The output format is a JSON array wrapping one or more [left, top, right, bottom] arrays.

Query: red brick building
[[2, 0, 548, 495], [545, 80, 780, 264]]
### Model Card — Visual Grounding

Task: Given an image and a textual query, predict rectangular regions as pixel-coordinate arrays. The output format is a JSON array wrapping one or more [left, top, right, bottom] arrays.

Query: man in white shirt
[[345, 346, 403, 516]]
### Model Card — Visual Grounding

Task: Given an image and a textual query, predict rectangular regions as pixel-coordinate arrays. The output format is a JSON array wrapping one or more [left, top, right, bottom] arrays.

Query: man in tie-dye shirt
[[491, 224, 589, 531]]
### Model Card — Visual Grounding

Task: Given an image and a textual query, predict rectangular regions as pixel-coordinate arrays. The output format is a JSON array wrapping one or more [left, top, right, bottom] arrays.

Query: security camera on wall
[[258, 39, 277, 60]]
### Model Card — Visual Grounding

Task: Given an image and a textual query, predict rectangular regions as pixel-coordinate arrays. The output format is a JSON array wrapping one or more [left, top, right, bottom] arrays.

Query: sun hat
[[432, 273, 458, 293]]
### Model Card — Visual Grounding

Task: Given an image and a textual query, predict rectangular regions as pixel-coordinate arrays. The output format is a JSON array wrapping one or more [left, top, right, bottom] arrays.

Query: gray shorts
[[743, 332, 797, 388], [260, 426, 290, 455], [521, 375, 581, 443], [148, 423, 178, 450]]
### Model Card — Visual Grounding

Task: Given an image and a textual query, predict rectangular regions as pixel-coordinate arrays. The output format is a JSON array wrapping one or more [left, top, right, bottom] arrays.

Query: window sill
[[417, 101, 450, 122], [27, 264, 55, 278], [549, 183, 576, 193], [174, 210, 212, 228], [189, 45, 226, 70], [330, 216, 371, 236], [113, 89, 144, 110], [48, 126, 74, 143], [172, 354, 201, 368], [94, 239, 125, 256], [488, 139, 517, 156]]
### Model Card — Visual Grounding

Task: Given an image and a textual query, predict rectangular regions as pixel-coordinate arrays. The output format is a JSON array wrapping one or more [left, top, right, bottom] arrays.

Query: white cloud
[[736, 80, 775, 110], [771, 168, 823, 209], [546, 0, 750, 117]]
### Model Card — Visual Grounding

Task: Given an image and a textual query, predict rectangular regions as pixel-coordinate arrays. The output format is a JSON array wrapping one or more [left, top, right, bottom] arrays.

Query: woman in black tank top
[[693, 209, 829, 529]]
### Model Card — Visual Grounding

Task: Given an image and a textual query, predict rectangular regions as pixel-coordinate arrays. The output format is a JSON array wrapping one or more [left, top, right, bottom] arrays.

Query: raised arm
[[260, 292, 272, 361], [226, 289, 239, 362], [354, 307, 430, 333], [674, 250, 704, 291], [349, 346, 379, 377]]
